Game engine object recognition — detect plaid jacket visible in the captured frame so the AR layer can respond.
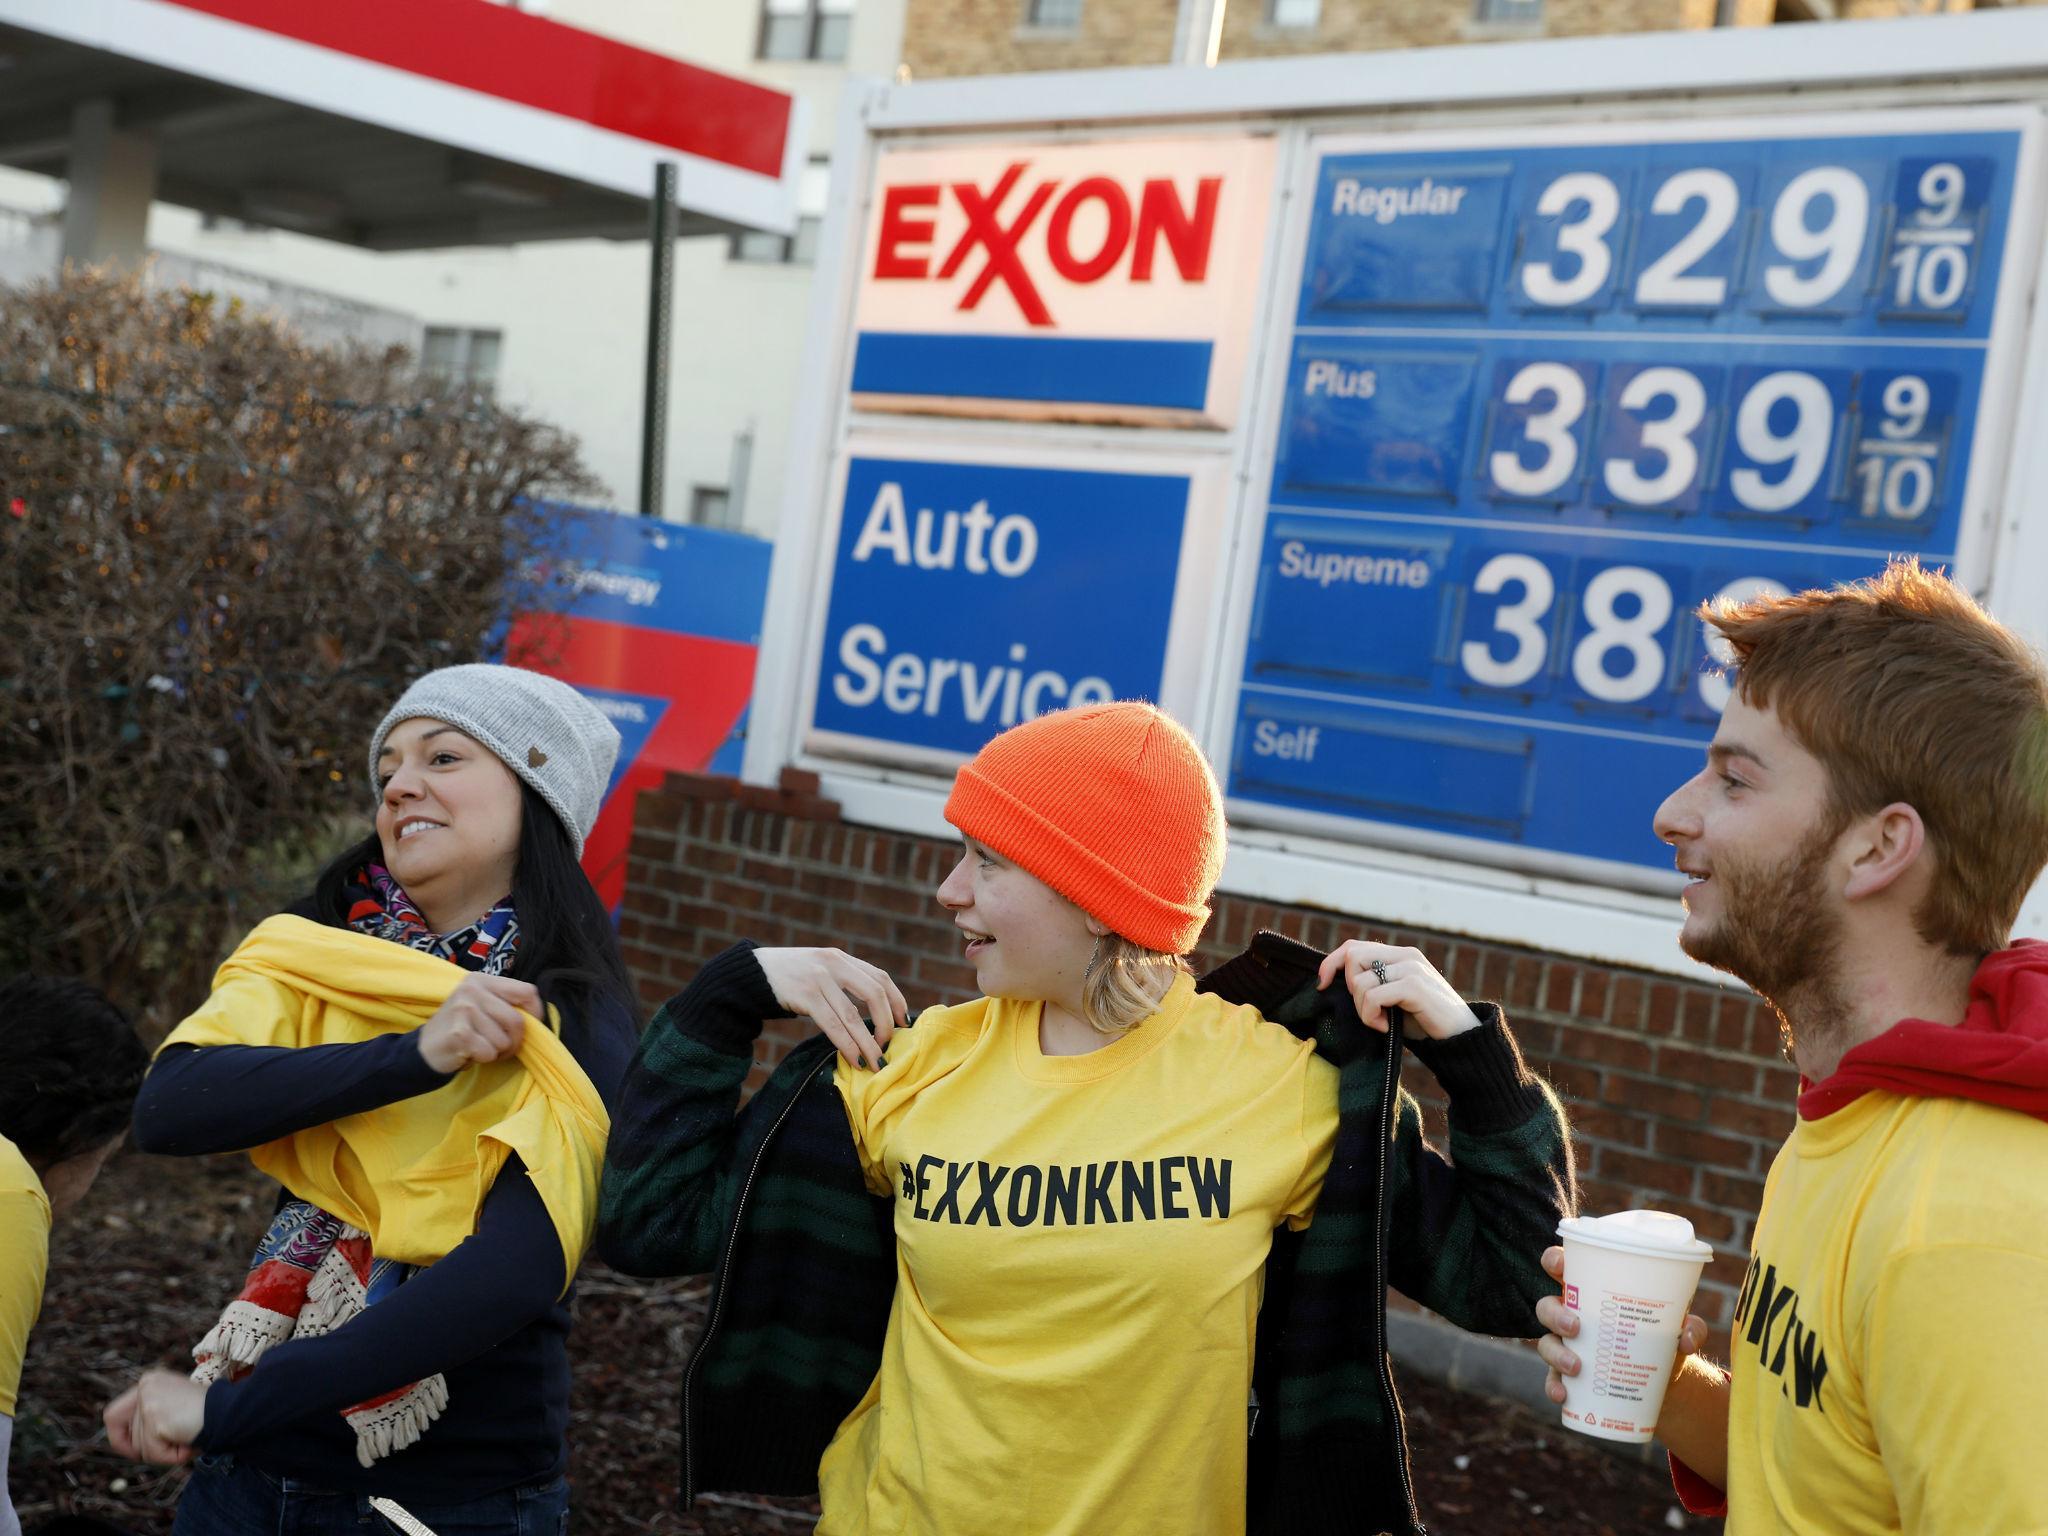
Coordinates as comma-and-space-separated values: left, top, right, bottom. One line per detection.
597, 933, 1575, 1536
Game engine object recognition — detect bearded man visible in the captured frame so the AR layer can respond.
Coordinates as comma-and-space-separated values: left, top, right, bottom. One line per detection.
1536, 560, 2048, 1533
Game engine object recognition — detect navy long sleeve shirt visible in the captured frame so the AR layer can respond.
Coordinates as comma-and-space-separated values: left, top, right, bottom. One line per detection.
134, 980, 634, 1501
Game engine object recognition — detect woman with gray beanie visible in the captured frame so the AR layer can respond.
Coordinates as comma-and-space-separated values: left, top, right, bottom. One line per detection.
104, 665, 637, 1534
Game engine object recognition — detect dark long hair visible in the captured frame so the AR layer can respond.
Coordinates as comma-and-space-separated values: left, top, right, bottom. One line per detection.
309, 784, 634, 1029
0, 976, 149, 1168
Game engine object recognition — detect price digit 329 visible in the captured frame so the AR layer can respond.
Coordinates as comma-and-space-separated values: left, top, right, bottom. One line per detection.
1520, 162, 1875, 314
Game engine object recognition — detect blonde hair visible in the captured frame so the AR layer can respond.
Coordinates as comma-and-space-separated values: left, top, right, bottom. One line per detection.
1080, 933, 1189, 1036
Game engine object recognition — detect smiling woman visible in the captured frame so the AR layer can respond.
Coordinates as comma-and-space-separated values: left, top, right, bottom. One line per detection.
107, 664, 638, 1536
371, 720, 528, 938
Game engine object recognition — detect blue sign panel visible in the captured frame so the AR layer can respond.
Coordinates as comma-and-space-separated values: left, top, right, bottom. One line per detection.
814, 457, 1190, 755
504, 506, 772, 910
1232, 123, 2027, 876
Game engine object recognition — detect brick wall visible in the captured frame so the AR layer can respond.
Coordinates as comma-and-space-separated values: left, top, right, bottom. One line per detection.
900, 0, 1974, 79
902, 0, 1181, 81
618, 769, 1798, 1352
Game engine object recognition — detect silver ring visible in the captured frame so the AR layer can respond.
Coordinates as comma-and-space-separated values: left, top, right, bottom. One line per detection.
1370, 959, 1389, 987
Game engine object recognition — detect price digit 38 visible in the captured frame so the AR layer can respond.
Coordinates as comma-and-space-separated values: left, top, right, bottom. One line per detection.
1461, 557, 1678, 706
1463, 559, 1782, 717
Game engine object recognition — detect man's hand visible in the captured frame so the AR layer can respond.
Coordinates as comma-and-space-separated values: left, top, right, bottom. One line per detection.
415, 973, 542, 1074
754, 948, 908, 1070
1318, 940, 1479, 1041
1535, 1244, 1728, 1486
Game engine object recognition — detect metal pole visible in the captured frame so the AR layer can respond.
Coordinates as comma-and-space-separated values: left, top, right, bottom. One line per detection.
638, 160, 678, 519
727, 423, 755, 532
1171, 0, 1226, 67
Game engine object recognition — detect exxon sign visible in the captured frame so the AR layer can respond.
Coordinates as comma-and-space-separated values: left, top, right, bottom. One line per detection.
850, 137, 1275, 429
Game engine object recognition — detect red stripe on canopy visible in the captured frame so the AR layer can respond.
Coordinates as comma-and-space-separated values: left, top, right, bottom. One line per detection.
155, 0, 791, 178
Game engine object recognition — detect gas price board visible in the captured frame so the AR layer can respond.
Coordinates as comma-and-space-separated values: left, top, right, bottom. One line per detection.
1226, 113, 2039, 881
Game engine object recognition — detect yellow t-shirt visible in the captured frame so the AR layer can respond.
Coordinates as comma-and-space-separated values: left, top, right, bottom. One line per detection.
0, 1134, 52, 1418
1727, 1090, 2048, 1535
821, 974, 1338, 1536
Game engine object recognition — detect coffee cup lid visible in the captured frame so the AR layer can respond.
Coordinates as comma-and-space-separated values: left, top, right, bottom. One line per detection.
1558, 1209, 1713, 1261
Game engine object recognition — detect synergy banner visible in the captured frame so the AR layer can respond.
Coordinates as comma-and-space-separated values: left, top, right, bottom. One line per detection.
504, 507, 771, 909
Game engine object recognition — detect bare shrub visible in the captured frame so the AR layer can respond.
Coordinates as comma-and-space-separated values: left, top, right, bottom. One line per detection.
0, 268, 596, 1023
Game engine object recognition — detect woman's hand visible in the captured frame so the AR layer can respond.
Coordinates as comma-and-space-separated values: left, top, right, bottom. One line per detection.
105, 1370, 203, 1465
1317, 940, 1478, 1040
415, 973, 543, 1074
1535, 1245, 1709, 1408
754, 948, 908, 1070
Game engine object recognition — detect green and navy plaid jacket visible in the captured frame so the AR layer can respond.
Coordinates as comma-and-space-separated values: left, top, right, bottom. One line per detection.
597, 932, 1575, 1536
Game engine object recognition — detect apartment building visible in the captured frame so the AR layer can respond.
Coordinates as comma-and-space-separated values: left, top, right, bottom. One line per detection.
901, 0, 2001, 77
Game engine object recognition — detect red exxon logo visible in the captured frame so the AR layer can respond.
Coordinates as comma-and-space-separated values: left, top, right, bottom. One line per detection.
871, 162, 1225, 327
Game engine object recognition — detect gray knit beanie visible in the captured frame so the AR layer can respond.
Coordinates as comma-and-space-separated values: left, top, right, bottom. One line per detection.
367, 664, 621, 856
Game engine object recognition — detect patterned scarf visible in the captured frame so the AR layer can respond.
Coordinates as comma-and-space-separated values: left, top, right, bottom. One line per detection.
343, 863, 521, 976
192, 867, 519, 1468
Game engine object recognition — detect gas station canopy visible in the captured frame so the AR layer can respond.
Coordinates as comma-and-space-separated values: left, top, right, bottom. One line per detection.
0, 0, 803, 248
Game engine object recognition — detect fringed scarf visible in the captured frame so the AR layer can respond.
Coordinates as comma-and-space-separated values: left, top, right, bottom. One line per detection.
191, 867, 518, 1468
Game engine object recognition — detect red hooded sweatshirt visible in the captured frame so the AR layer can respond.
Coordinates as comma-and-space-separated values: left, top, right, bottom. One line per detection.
1795, 939, 2048, 1123
1671, 940, 2048, 1515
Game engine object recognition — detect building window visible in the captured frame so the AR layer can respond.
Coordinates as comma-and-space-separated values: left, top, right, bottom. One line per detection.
199, 212, 269, 236
690, 485, 733, 528
1025, 0, 1082, 27
759, 0, 854, 62
731, 229, 794, 263
1267, 0, 1320, 24
421, 326, 503, 391
729, 159, 831, 266
1473, 0, 1542, 21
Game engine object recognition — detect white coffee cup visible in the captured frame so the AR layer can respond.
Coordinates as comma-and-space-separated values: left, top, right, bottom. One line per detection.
1554, 1209, 1713, 1444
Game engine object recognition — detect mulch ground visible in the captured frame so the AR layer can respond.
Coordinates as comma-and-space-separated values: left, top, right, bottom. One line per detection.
16, 1152, 1714, 1535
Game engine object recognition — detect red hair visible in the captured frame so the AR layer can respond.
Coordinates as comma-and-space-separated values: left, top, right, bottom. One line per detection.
1706, 560, 2048, 955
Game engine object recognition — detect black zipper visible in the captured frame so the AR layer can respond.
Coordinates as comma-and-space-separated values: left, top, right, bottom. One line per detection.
680, 1046, 840, 1505
1371, 1014, 1424, 1536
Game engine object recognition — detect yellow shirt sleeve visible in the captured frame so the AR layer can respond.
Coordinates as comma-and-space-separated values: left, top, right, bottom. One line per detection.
1280, 1051, 1340, 1230
1866, 1242, 2048, 1536
833, 1004, 984, 1197
835, 1046, 896, 1197
0, 1185, 52, 1417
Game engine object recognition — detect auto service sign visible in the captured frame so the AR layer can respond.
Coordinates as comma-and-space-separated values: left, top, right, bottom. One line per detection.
848, 135, 1276, 428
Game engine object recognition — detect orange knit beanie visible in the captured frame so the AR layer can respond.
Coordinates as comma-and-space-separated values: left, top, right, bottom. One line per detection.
943, 702, 1225, 955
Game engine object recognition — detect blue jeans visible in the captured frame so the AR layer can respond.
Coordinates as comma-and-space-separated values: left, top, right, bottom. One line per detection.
172, 1453, 570, 1536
